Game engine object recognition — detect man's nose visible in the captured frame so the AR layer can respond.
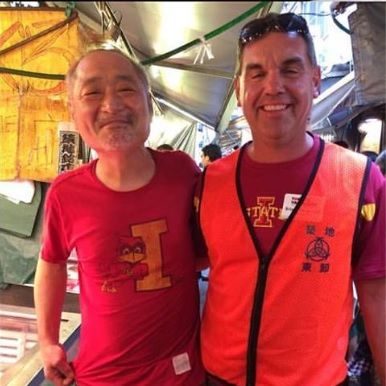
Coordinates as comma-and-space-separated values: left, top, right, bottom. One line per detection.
264, 71, 284, 95
101, 90, 125, 112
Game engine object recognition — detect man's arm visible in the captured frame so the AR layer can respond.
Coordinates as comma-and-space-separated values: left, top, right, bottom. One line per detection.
34, 257, 74, 386
356, 277, 385, 385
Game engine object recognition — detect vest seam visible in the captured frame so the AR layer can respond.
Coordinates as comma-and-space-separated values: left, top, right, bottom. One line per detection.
351, 156, 371, 268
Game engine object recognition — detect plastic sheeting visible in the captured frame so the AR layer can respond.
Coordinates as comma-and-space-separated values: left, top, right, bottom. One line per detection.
311, 72, 355, 132
147, 106, 198, 158
0, 183, 47, 288
349, 2, 386, 106
0, 181, 41, 237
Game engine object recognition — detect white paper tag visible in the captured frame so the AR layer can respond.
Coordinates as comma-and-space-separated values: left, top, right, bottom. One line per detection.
280, 193, 301, 220
172, 352, 191, 375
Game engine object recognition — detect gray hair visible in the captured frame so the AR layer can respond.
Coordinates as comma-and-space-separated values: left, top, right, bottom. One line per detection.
66, 47, 151, 102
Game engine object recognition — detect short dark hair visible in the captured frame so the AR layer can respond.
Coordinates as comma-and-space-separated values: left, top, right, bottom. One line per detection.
236, 12, 317, 76
202, 144, 222, 162
157, 144, 174, 151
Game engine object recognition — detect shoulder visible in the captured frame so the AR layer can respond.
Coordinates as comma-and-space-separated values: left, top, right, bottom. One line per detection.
49, 161, 95, 193
323, 143, 370, 181
364, 161, 385, 202
368, 160, 385, 183
151, 149, 200, 176
325, 141, 367, 162
206, 148, 240, 177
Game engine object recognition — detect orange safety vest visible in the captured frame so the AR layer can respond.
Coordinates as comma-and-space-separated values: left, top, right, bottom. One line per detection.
199, 141, 369, 386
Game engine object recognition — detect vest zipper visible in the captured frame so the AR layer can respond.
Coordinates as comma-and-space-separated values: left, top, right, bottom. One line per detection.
245, 255, 271, 386
235, 139, 326, 386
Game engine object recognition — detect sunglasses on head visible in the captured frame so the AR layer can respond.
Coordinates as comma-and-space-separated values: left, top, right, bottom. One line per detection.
239, 13, 310, 46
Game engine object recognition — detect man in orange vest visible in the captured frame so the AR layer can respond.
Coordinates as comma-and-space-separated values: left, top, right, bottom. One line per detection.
197, 12, 385, 386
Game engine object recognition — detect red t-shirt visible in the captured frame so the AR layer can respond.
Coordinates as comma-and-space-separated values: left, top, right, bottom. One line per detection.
240, 135, 385, 280
41, 149, 205, 386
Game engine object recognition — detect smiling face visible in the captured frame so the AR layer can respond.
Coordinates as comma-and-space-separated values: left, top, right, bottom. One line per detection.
235, 32, 320, 149
68, 50, 152, 154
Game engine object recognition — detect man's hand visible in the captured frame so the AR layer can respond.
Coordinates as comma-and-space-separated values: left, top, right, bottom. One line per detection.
40, 344, 74, 386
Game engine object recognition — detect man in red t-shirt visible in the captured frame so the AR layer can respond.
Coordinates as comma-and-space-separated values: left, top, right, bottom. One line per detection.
34, 48, 205, 386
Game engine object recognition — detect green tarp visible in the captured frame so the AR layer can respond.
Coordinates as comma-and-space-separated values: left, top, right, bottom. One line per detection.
0, 183, 47, 287
0, 182, 42, 237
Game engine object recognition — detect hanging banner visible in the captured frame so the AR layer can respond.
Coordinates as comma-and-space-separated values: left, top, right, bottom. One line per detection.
0, 8, 81, 181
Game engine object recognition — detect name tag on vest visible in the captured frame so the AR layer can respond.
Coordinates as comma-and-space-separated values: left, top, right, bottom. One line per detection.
280, 193, 301, 220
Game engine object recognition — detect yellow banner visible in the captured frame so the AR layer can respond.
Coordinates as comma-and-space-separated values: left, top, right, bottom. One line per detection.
0, 9, 81, 182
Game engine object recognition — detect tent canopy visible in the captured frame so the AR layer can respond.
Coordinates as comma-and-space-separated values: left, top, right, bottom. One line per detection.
46, 1, 282, 131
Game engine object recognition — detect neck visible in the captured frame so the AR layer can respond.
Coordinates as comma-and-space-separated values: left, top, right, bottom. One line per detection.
248, 132, 313, 163
95, 147, 155, 191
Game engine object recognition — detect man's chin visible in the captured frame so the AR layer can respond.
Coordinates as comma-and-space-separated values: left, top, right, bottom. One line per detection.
103, 143, 133, 152
102, 138, 145, 153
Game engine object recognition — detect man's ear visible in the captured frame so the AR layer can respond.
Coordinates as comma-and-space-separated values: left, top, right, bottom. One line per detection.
312, 66, 322, 98
67, 98, 75, 120
234, 77, 241, 107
